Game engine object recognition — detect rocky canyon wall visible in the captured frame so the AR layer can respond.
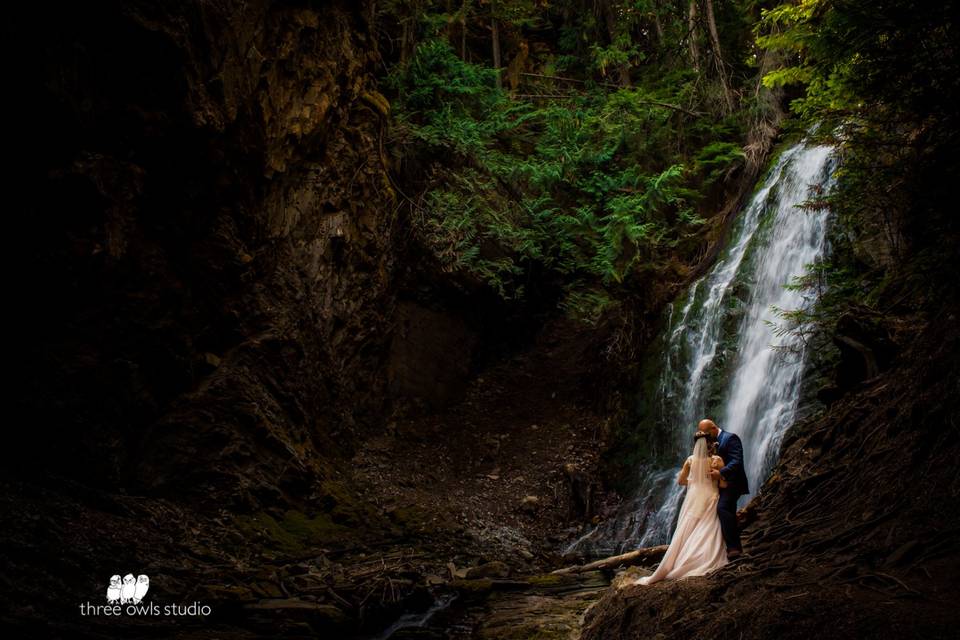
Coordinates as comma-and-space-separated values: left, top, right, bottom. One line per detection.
9, 0, 398, 508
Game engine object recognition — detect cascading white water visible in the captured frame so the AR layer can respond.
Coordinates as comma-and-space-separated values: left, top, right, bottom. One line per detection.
565, 140, 837, 557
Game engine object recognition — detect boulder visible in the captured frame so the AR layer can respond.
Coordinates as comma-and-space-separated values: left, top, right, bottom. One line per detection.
464, 560, 511, 579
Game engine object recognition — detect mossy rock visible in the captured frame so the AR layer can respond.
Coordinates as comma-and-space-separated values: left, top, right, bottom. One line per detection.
318, 479, 388, 529
610, 566, 650, 589
234, 509, 351, 556
525, 573, 570, 588
449, 578, 495, 595
386, 503, 434, 533
477, 589, 605, 640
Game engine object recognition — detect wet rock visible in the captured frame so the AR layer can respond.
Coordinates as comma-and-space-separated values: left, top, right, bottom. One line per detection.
609, 566, 650, 589
563, 463, 595, 520
475, 572, 609, 640
465, 561, 511, 579
447, 562, 469, 579
450, 578, 496, 595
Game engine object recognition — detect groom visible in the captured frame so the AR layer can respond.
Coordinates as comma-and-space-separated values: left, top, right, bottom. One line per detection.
698, 419, 748, 558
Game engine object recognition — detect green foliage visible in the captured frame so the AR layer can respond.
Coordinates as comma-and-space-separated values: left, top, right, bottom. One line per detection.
381, 1, 766, 322
756, 0, 960, 340
757, 0, 959, 126
590, 33, 644, 78
694, 141, 747, 185
389, 39, 498, 111
390, 41, 732, 317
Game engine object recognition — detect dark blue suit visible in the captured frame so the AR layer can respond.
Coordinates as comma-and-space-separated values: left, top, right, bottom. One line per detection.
716, 430, 748, 552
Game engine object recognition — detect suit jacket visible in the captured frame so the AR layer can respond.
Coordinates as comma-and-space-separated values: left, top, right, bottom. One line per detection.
717, 430, 749, 495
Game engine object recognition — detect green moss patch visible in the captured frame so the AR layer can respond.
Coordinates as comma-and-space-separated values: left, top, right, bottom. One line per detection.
234, 509, 352, 556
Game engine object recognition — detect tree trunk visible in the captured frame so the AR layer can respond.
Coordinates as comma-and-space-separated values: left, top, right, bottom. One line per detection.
600, 0, 632, 87
491, 17, 502, 88
551, 545, 669, 575
652, 1, 665, 45
688, 0, 701, 72
704, 0, 735, 112
460, 1, 467, 59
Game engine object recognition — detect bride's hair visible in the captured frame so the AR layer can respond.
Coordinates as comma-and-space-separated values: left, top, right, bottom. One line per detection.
692, 431, 717, 460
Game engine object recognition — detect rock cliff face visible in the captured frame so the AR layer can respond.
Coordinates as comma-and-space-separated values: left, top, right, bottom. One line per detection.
3, 5, 613, 634
10, 0, 396, 506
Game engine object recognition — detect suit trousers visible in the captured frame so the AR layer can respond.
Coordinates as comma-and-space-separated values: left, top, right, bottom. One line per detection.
716, 487, 742, 552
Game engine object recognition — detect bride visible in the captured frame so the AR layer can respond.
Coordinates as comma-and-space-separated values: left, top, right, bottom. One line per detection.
635, 431, 728, 585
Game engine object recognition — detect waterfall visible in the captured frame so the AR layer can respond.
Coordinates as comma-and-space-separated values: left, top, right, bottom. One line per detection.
566, 139, 837, 557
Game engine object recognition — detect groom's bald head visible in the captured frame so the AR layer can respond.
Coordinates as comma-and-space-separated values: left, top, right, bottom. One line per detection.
698, 419, 719, 437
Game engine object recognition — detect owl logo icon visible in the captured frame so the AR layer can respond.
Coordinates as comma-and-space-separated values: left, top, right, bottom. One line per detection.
106, 575, 122, 604
133, 575, 150, 604
108, 573, 149, 604
120, 574, 136, 604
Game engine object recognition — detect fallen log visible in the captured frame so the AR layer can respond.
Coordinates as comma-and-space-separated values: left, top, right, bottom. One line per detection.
550, 545, 668, 575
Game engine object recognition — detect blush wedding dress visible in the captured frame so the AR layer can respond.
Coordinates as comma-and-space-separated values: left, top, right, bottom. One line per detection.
636, 437, 728, 585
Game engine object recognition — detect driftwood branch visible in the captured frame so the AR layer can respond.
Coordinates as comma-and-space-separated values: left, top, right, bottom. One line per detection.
636, 100, 704, 117
550, 545, 668, 575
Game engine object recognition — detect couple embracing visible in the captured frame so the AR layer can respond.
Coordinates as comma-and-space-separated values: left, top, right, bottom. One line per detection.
636, 419, 748, 585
